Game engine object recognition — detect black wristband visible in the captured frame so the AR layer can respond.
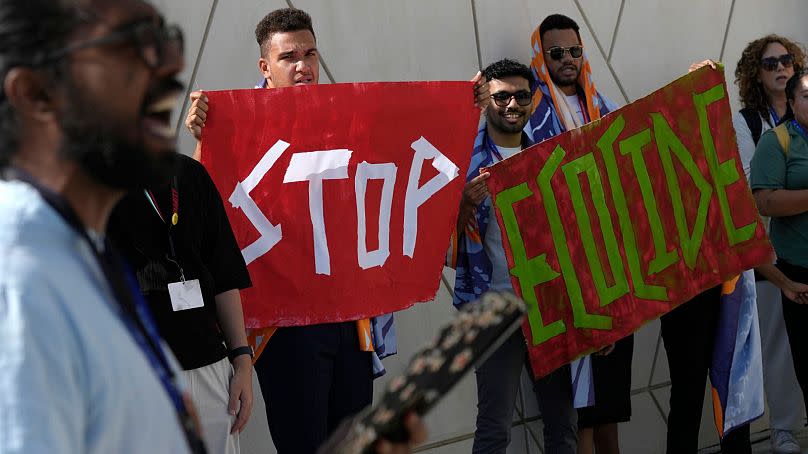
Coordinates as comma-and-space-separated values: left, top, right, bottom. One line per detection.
228, 346, 254, 362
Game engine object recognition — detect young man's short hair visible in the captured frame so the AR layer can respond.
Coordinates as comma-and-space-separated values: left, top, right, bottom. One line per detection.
255, 8, 315, 56
482, 59, 534, 86
538, 13, 581, 41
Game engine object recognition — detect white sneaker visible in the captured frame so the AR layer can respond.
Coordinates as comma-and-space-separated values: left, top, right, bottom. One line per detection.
770, 429, 801, 454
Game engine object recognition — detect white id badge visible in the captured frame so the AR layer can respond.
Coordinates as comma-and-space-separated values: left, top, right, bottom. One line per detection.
168, 279, 204, 311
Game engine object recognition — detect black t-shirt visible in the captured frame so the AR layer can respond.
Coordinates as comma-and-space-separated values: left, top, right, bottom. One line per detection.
109, 154, 252, 370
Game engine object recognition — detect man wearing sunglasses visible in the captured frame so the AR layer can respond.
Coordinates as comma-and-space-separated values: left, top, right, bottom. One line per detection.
0, 0, 206, 453
527, 14, 630, 454
448, 58, 575, 454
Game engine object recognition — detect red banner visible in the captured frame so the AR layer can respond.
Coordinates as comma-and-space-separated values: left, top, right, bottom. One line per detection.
201, 82, 479, 327
485, 66, 774, 378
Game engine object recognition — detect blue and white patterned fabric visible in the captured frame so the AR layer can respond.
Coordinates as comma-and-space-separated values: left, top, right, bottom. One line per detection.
710, 269, 764, 437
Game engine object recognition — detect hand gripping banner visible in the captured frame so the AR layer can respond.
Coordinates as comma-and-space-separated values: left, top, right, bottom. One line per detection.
202, 82, 479, 327
485, 66, 774, 379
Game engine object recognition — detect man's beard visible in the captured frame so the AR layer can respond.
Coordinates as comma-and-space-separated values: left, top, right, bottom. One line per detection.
487, 108, 528, 135
58, 89, 176, 191
550, 63, 581, 89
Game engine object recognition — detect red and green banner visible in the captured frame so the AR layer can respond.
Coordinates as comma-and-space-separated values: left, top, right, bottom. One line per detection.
485, 66, 774, 379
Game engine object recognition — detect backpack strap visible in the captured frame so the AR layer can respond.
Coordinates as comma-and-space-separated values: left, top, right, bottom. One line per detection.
740, 107, 763, 145
773, 123, 791, 156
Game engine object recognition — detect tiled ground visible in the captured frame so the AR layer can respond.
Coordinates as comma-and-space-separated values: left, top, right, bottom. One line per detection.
699, 428, 808, 454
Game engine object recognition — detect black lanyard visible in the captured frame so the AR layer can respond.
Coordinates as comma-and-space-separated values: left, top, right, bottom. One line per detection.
2, 167, 206, 454
144, 177, 188, 281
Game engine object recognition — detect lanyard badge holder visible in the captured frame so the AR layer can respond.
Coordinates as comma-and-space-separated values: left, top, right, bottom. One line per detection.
145, 179, 204, 312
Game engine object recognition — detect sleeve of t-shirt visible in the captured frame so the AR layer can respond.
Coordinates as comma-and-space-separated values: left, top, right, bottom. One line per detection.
193, 159, 253, 294
732, 111, 756, 179
749, 129, 787, 190
0, 280, 85, 453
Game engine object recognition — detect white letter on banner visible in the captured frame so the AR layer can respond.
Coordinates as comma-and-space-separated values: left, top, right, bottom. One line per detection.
355, 162, 397, 269
229, 140, 290, 265
403, 136, 460, 257
284, 149, 353, 275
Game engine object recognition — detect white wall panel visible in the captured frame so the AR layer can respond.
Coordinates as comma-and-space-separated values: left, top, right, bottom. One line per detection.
294, 0, 479, 82
578, 0, 623, 54
610, 0, 733, 101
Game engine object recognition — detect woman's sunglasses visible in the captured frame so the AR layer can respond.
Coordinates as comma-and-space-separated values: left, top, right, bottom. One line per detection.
761, 53, 795, 72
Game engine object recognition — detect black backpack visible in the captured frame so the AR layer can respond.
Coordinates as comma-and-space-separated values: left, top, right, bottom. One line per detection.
740, 107, 764, 145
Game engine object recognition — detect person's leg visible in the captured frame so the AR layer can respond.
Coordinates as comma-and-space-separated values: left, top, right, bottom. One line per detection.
472, 330, 528, 454
779, 261, 808, 412
534, 364, 578, 454
592, 423, 620, 454
329, 321, 374, 434
782, 296, 808, 412
719, 424, 751, 454
255, 324, 337, 454
182, 358, 239, 454
576, 427, 594, 454
755, 280, 805, 431
660, 286, 720, 454
581, 334, 634, 454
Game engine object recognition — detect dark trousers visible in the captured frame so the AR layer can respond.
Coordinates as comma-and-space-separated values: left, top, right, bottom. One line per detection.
660, 286, 751, 454
777, 260, 808, 413
472, 330, 577, 454
254, 322, 373, 454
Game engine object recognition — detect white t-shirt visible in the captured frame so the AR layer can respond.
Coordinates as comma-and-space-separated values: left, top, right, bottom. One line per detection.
484, 145, 523, 290
732, 110, 775, 179
566, 93, 585, 124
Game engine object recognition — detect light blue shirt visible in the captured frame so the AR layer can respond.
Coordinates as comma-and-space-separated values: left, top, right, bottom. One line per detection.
0, 180, 190, 454
485, 145, 523, 291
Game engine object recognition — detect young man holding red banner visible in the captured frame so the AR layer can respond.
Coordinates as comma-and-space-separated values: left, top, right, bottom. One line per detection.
185, 10, 377, 453
450, 57, 580, 454
183, 8, 489, 453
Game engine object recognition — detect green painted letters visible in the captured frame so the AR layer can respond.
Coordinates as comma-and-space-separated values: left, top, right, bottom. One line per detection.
693, 85, 756, 245
651, 113, 713, 269
496, 183, 566, 345
598, 116, 671, 300
540, 145, 612, 331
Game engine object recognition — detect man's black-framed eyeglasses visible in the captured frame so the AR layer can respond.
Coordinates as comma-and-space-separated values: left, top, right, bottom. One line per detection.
545, 45, 583, 61
490, 90, 532, 107
761, 53, 795, 72
35, 20, 183, 69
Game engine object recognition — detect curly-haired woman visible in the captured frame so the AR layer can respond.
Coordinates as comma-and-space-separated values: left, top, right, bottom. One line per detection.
734, 35, 806, 170
734, 35, 806, 454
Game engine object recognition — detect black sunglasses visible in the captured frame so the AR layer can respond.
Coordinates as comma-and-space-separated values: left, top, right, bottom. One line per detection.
36, 20, 183, 69
761, 53, 795, 72
545, 45, 583, 61
490, 90, 532, 107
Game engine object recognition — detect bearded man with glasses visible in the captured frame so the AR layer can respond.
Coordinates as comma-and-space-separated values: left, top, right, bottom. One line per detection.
0, 0, 208, 453
525, 13, 630, 454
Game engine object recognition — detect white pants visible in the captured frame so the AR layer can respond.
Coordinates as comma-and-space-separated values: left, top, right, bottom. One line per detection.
756, 280, 806, 430
183, 357, 239, 454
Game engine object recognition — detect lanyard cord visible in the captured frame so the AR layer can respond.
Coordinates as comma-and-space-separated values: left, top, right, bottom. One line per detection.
144, 177, 182, 266
770, 105, 781, 126
792, 119, 808, 142
578, 94, 591, 124
2, 167, 206, 454
145, 176, 179, 226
